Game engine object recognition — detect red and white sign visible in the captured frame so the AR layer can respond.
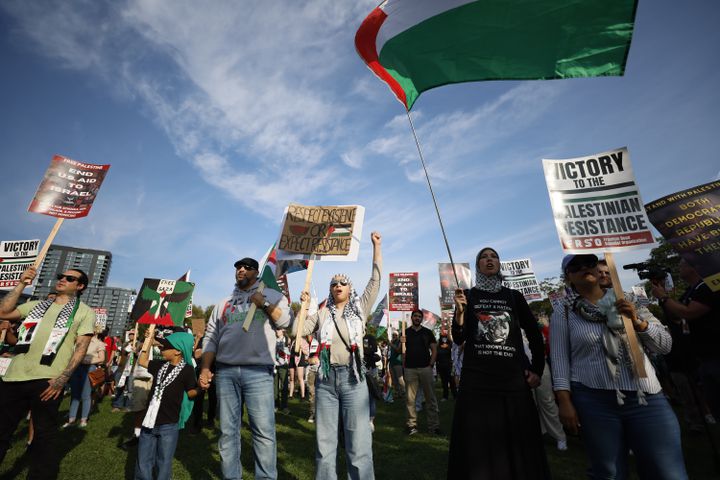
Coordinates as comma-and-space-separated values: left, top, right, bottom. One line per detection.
388, 272, 419, 312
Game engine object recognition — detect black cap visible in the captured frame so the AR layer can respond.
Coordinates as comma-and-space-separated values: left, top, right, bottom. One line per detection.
156, 337, 177, 351
234, 257, 259, 270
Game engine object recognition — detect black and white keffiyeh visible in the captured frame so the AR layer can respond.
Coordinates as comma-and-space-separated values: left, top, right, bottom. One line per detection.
14, 298, 79, 364
142, 360, 186, 428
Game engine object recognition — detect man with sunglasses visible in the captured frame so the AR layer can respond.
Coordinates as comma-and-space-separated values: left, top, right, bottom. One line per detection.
199, 257, 291, 480
0, 266, 96, 479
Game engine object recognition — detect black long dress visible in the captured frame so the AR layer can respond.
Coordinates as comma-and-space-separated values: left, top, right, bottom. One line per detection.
447, 286, 551, 480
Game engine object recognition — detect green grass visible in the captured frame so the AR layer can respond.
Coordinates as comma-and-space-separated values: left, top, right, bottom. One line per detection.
1, 390, 718, 479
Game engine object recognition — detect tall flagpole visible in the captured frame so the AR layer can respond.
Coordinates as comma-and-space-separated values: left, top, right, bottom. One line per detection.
405, 109, 460, 287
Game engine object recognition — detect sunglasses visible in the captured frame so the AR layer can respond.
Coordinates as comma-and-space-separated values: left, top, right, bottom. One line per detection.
236, 264, 256, 271
566, 259, 598, 273
330, 280, 349, 287
56, 274, 80, 283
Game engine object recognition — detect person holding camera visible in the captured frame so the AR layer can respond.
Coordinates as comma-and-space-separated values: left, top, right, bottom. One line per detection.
652, 258, 720, 419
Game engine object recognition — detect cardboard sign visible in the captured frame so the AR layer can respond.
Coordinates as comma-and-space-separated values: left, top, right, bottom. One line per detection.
93, 307, 108, 329
191, 318, 206, 337
500, 258, 542, 301
543, 147, 655, 253
421, 309, 440, 330
28, 155, 110, 219
276, 204, 365, 262
645, 180, 720, 291
130, 278, 195, 326
438, 263, 472, 307
388, 272, 419, 311
0, 239, 39, 290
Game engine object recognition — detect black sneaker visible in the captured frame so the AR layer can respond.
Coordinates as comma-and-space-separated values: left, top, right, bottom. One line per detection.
406, 426, 418, 436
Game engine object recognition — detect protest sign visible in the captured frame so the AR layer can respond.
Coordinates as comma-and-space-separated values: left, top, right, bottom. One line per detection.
93, 308, 108, 329
29, 155, 110, 219
631, 286, 650, 307
276, 204, 365, 262
438, 263, 471, 307
388, 272, 419, 311
645, 180, 720, 291
500, 258, 542, 302
276, 274, 291, 304
0, 239, 39, 290
130, 278, 195, 326
440, 308, 453, 330
191, 318, 206, 337
543, 147, 655, 253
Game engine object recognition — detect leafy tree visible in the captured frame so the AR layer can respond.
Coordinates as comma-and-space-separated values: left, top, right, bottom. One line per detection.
290, 302, 302, 315
204, 305, 215, 320
191, 304, 205, 318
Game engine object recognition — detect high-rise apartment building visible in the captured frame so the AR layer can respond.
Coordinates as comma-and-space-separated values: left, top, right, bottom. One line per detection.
33, 244, 134, 336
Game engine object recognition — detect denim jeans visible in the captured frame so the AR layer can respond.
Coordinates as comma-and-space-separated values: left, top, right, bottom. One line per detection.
216, 363, 277, 479
69, 364, 95, 420
571, 382, 688, 480
315, 365, 374, 480
134, 423, 179, 480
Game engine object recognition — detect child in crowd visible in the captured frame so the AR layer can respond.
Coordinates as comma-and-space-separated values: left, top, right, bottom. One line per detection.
134, 326, 201, 480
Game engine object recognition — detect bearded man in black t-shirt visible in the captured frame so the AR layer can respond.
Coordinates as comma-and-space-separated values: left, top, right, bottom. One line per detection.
401, 310, 440, 435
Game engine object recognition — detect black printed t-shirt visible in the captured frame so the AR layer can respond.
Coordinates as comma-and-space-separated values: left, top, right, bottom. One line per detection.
147, 360, 197, 426
436, 335, 453, 367
452, 287, 544, 394
404, 326, 436, 368
682, 281, 720, 360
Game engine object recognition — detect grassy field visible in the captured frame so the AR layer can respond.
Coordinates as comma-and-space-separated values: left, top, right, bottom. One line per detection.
1, 389, 718, 479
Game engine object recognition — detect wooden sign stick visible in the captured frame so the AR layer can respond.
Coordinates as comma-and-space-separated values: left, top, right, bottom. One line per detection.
294, 261, 316, 353
605, 252, 647, 378
0, 330, 6, 344
242, 283, 266, 332
401, 314, 407, 367
33, 218, 64, 269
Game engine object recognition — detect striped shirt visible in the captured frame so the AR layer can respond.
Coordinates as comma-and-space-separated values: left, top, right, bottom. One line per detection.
550, 302, 671, 394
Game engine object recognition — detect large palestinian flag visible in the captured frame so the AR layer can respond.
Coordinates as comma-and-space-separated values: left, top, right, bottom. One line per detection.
356, 0, 638, 109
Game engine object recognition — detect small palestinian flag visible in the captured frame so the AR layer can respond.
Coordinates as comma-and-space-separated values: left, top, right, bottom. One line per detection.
328, 224, 352, 238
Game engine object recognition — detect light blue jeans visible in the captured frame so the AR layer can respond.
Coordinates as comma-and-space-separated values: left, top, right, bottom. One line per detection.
134, 423, 179, 480
315, 365, 374, 480
216, 363, 277, 480
69, 364, 96, 420
571, 382, 688, 480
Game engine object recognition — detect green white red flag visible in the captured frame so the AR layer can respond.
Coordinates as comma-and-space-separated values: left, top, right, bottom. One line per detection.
356, 0, 638, 109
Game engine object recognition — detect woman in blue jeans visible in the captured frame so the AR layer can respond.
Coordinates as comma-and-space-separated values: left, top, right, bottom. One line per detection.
550, 254, 687, 479
298, 231, 382, 480
64, 332, 106, 428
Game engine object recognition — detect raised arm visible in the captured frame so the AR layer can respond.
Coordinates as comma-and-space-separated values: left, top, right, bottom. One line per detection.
358, 232, 382, 314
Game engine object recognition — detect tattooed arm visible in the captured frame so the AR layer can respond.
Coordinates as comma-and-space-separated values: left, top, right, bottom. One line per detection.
40, 334, 92, 401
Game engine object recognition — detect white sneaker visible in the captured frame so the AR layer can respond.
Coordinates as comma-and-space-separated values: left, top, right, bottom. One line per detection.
369, 420, 375, 433
705, 414, 717, 425
556, 440, 568, 451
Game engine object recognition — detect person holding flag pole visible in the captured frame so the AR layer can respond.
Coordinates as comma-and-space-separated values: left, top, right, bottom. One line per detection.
297, 231, 382, 480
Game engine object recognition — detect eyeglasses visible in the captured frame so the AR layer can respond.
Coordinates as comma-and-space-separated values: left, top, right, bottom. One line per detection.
56, 274, 80, 283
236, 264, 256, 271
566, 259, 598, 273
330, 280, 349, 287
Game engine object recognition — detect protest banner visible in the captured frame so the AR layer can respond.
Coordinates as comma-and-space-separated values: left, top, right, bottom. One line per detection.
543, 147, 650, 377
500, 258, 542, 302
0, 239, 39, 290
130, 278, 195, 327
438, 263, 471, 307
276, 204, 365, 262
542, 147, 655, 253
93, 307, 108, 329
388, 272, 419, 312
645, 180, 720, 291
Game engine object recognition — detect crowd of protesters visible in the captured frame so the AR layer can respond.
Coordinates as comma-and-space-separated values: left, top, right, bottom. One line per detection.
0, 228, 718, 480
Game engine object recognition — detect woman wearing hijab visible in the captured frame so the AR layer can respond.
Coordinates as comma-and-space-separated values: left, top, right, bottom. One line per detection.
298, 231, 381, 480
551, 254, 687, 479
448, 247, 549, 480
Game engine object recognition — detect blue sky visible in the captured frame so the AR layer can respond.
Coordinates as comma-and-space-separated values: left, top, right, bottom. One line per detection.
1, 0, 718, 314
